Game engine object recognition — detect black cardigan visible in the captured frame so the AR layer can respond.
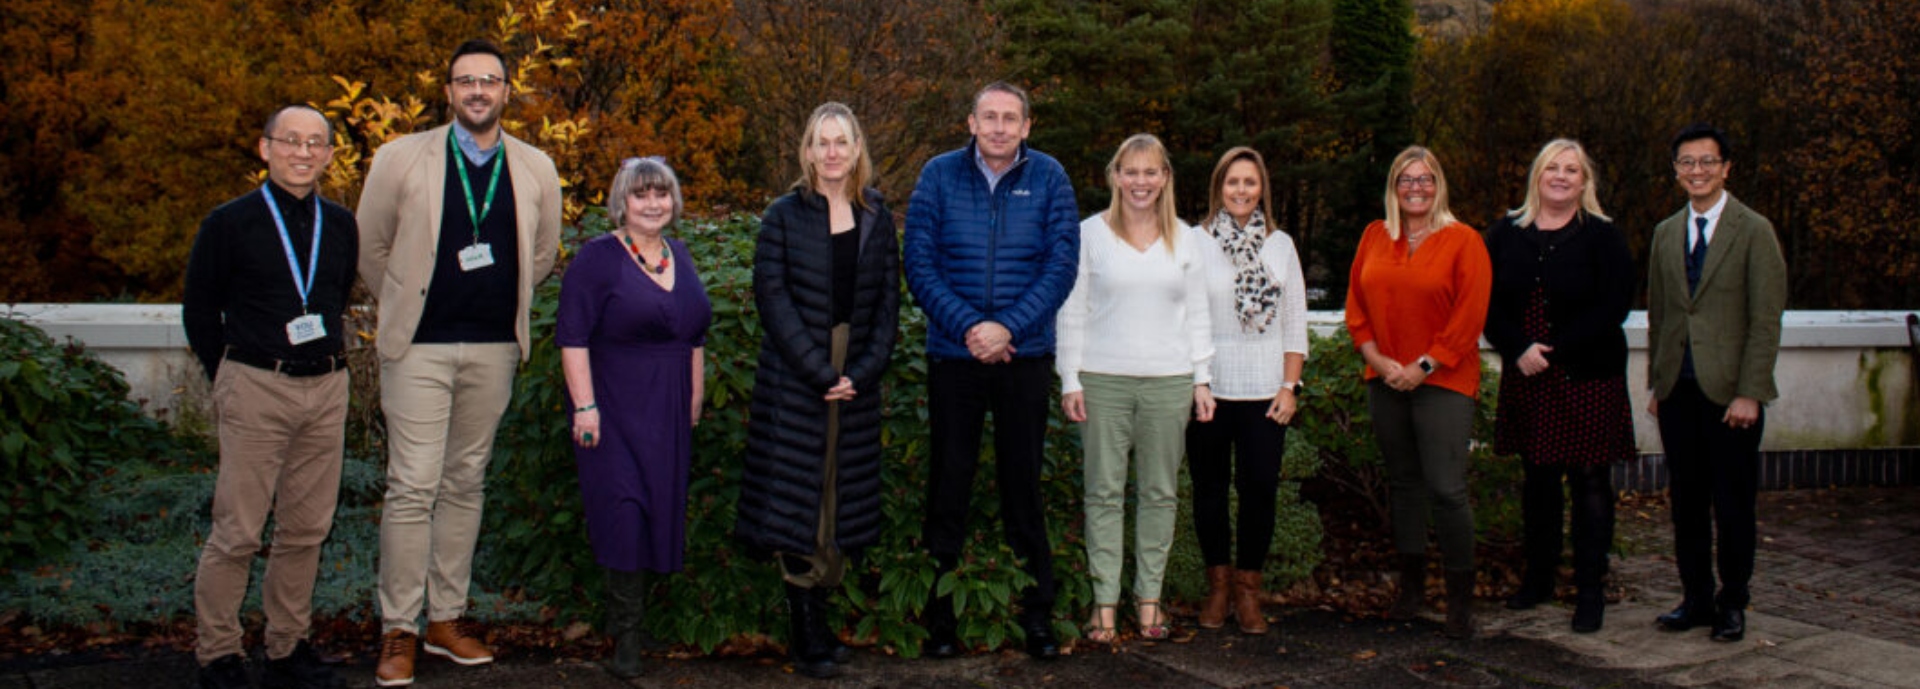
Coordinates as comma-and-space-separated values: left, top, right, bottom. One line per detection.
736, 186, 901, 557
1483, 212, 1634, 380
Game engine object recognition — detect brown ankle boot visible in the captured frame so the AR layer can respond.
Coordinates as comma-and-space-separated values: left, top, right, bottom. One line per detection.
1387, 554, 1426, 621
1444, 569, 1477, 639
1231, 570, 1269, 635
1198, 566, 1231, 629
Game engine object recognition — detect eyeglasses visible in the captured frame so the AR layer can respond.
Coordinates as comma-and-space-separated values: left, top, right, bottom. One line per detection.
622, 156, 667, 170
1673, 157, 1724, 171
450, 74, 507, 91
1396, 174, 1437, 189
264, 136, 332, 153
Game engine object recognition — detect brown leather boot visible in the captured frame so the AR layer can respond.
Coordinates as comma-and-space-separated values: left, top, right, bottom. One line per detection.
1444, 569, 1477, 639
374, 630, 417, 687
1231, 570, 1269, 635
1386, 554, 1426, 621
424, 618, 494, 665
1198, 566, 1231, 629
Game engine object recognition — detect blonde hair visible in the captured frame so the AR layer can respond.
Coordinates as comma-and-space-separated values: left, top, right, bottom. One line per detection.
1206, 146, 1276, 233
607, 157, 683, 229
1382, 146, 1458, 240
794, 102, 875, 211
1104, 133, 1180, 252
1510, 138, 1610, 228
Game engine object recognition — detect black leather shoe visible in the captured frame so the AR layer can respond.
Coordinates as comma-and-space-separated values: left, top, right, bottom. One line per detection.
921, 628, 960, 659
1021, 619, 1060, 660
198, 653, 253, 689
264, 641, 343, 689
1710, 609, 1745, 642
1656, 601, 1716, 632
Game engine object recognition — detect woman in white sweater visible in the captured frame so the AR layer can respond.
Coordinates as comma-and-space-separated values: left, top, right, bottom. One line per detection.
1185, 147, 1308, 635
1057, 133, 1214, 643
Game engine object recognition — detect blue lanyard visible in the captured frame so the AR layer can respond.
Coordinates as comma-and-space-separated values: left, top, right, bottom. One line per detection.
261, 185, 323, 314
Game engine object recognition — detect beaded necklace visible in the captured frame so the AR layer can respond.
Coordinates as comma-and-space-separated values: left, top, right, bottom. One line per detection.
622, 231, 671, 275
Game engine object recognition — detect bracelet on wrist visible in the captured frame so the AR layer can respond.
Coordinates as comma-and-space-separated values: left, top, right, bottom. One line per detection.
574, 403, 598, 414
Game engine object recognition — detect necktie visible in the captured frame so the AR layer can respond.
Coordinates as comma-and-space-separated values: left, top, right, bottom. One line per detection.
1686, 216, 1708, 293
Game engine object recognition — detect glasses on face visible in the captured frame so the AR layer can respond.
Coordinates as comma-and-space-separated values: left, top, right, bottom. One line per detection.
265, 136, 332, 154
450, 74, 507, 91
1396, 174, 1437, 189
1673, 156, 1724, 171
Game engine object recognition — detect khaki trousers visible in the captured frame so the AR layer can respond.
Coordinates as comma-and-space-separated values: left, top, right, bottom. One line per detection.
195, 362, 348, 664
1080, 373, 1192, 605
377, 342, 518, 633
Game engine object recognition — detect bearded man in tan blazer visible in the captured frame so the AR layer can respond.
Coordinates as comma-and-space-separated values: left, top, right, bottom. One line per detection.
1645, 122, 1786, 646
356, 38, 561, 688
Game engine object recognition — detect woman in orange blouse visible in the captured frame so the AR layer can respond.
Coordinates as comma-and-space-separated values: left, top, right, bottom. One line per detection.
1343, 146, 1492, 639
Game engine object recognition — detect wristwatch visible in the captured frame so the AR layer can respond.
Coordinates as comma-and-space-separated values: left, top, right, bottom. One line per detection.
1281, 380, 1306, 395
1416, 357, 1436, 375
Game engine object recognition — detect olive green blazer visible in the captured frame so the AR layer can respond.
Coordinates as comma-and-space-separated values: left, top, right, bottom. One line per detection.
1645, 193, 1787, 405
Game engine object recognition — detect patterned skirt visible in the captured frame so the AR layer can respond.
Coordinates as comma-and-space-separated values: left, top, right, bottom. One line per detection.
1493, 288, 1636, 465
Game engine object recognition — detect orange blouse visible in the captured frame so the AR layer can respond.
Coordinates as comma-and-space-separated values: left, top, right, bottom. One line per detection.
1343, 219, 1493, 399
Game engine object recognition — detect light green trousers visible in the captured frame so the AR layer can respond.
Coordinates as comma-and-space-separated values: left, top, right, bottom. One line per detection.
1080, 373, 1193, 605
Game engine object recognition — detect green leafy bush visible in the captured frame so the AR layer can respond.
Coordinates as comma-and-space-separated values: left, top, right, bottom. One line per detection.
0, 318, 184, 568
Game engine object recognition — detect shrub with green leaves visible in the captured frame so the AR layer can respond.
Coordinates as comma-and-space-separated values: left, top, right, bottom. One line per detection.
0, 318, 184, 568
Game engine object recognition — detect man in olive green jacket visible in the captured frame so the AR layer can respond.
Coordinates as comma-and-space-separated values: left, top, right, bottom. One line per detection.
1645, 123, 1786, 645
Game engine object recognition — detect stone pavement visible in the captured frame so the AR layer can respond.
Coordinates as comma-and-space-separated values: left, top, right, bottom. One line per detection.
5, 486, 1916, 688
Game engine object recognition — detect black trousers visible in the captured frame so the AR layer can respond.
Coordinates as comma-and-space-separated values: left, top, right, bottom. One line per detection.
922, 356, 1057, 616
1657, 378, 1764, 610
1519, 460, 1614, 590
1186, 398, 1288, 571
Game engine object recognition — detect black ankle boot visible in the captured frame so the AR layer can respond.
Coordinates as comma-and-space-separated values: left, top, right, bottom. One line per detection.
603, 569, 648, 679
1504, 571, 1554, 610
1444, 569, 1477, 640
1387, 554, 1426, 621
786, 583, 841, 679
1571, 587, 1604, 633
809, 586, 852, 665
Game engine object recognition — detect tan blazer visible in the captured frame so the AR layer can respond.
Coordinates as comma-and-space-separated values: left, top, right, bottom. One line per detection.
1645, 193, 1787, 405
356, 124, 562, 362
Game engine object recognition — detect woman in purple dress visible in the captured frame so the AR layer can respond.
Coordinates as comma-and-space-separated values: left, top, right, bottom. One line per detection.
557, 157, 712, 678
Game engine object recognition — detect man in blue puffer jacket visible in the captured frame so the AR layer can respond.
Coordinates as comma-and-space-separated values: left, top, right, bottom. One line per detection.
903, 81, 1079, 661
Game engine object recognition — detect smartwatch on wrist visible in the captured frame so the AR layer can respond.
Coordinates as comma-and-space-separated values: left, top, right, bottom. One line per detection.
1416, 357, 1435, 375
1281, 380, 1305, 396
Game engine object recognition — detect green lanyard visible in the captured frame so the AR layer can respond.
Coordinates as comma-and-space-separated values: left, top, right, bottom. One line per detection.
450, 128, 505, 246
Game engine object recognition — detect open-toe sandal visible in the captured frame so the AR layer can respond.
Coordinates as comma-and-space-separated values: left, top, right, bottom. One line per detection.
1084, 604, 1118, 645
1137, 599, 1171, 640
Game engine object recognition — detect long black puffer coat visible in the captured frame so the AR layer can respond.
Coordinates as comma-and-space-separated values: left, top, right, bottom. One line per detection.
735, 186, 900, 556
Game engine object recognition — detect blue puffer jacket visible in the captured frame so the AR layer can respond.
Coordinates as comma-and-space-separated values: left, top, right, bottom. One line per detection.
903, 140, 1080, 360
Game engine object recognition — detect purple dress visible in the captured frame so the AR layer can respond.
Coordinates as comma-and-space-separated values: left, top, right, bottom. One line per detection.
556, 233, 712, 573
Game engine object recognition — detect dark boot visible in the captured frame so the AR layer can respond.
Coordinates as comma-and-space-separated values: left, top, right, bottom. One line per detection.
1444, 569, 1477, 639
1571, 586, 1604, 633
1231, 570, 1270, 635
921, 560, 960, 658
603, 568, 647, 679
1504, 569, 1555, 610
1387, 554, 1426, 621
786, 583, 841, 679
1198, 566, 1231, 629
808, 586, 852, 665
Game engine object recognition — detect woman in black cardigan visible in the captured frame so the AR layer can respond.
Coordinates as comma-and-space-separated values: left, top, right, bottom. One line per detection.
1483, 139, 1635, 634
737, 102, 900, 679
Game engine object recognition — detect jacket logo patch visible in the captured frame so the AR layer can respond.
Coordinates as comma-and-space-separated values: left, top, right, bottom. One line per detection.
1011, 188, 1032, 197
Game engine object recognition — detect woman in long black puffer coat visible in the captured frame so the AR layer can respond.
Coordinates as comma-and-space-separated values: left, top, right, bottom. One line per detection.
736, 102, 899, 680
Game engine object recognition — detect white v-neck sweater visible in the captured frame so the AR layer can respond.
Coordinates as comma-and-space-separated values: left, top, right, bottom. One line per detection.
1055, 213, 1214, 394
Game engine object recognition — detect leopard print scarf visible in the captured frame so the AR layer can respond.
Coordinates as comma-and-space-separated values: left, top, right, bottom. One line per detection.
1205, 208, 1280, 333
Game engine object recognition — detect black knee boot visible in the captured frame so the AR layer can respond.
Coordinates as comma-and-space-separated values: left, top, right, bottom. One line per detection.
786, 583, 841, 679
603, 568, 647, 678
809, 586, 852, 664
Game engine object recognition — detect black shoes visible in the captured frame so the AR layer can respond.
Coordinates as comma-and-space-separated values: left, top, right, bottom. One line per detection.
1656, 601, 1717, 632
1710, 609, 1746, 642
1020, 617, 1059, 660
263, 641, 344, 689
786, 583, 842, 679
1570, 589, 1604, 634
199, 654, 253, 689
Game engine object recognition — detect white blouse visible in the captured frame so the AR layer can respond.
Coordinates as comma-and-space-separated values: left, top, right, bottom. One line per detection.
1055, 214, 1214, 395
1190, 227, 1309, 400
